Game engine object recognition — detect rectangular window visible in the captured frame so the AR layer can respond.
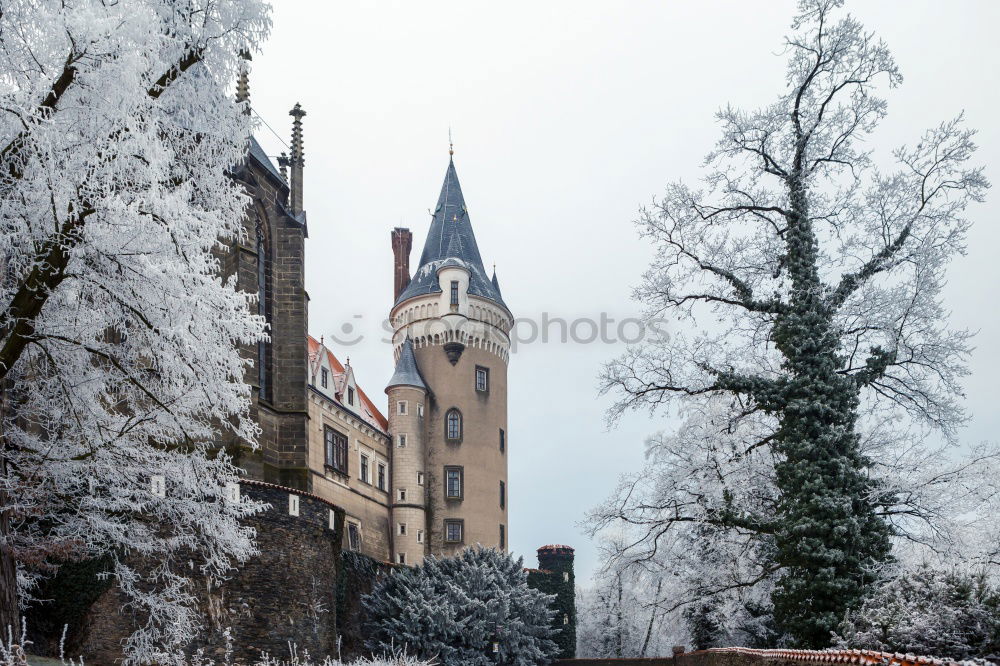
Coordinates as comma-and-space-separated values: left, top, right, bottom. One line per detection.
288, 494, 299, 516
377, 462, 387, 491
397, 434, 407, 448
475, 366, 489, 393
500, 480, 505, 510
444, 519, 464, 543
398, 401, 407, 415
450, 280, 459, 306
347, 386, 355, 405
445, 466, 463, 500
397, 553, 407, 565
324, 426, 348, 475
499, 428, 505, 453
398, 523, 407, 536
347, 522, 361, 551
321, 367, 329, 388
398, 488, 407, 502
500, 524, 505, 549
418, 404, 424, 418
417, 471, 424, 485
360, 454, 370, 484
417, 529, 424, 544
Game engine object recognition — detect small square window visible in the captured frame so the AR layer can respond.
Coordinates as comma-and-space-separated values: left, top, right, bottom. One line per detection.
321, 367, 329, 388
417, 471, 424, 485
398, 523, 407, 536
444, 519, 464, 543
398, 401, 407, 415
397, 434, 407, 448
417, 529, 424, 544
475, 366, 489, 393
398, 488, 407, 502
397, 552, 407, 565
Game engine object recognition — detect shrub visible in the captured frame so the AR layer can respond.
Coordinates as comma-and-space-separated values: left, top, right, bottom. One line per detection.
363, 546, 559, 665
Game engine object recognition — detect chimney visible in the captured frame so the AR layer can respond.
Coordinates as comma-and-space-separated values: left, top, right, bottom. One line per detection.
289, 103, 306, 215
391, 227, 412, 301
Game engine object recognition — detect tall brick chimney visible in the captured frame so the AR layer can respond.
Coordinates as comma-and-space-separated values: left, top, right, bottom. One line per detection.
391, 227, 412, 301
288, 103, 306, 215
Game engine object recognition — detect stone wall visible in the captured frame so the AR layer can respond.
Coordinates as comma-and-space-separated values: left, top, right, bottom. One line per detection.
526, 544, 576, 659
32, 481, 350, 665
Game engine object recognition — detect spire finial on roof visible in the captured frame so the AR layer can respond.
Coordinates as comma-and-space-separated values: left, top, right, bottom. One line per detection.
448, 127, 454, 157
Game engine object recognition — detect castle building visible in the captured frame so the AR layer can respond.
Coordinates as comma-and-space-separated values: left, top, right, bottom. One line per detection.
231, 100, 511, 565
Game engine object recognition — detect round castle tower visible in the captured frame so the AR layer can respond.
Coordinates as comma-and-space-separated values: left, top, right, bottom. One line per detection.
386, 154, 512, 565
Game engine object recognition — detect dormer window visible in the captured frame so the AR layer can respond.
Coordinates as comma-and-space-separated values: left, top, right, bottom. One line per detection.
450, 280, 459, 307
348, 386, 355, 406
321, 367, 329, 388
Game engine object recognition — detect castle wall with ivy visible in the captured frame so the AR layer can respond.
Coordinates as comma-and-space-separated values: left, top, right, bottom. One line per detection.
527, 545, 576, 659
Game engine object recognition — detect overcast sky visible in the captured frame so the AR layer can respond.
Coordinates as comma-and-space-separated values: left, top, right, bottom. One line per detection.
249, 1, 1000, 583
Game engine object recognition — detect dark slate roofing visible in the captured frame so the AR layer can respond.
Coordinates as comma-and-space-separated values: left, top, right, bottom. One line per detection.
386, 338, 427, 392
394, 158, 507, 310
248, 136, 285, 184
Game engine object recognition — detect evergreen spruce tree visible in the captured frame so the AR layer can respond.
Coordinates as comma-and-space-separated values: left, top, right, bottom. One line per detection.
363, 547, 559, 666
599, 0, 986, 646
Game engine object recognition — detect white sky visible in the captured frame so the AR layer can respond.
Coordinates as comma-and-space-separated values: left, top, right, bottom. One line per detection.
250, 1, 1000, 583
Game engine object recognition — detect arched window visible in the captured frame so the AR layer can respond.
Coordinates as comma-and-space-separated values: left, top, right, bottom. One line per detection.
256, 213, 273, 403
445, 408, 462, 441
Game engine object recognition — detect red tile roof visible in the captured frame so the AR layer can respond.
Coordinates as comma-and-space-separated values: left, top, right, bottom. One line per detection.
308, 336, 389, 432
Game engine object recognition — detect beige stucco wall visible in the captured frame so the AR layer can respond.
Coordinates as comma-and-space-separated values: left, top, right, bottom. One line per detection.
307, 389, 393, 561
416, 341, 508, 556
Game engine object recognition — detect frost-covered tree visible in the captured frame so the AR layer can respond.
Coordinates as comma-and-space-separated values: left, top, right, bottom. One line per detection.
599, 0, 989, 647
363, 547, 559, 666
0, 0, 270, 662
576, 563, 683, 659
835, 565, 1000, 660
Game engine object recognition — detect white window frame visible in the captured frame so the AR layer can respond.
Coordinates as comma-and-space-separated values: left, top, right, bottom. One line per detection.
150, 475, 166, 498
377, 461, 387, 491
397, 488, 407, 502
397, 552, 407, 565
397, 434, 407, 448
417, 404, 424, 418
398, 400, 408, 415
417, 529, 424, 544
398, 522, 407, 536
321, 367, 329, 388
328, 509, 337, 529
359, 453, 370, 484
417, 471, 424, 485
347, 521, 362, 551
288, 494, 300, 516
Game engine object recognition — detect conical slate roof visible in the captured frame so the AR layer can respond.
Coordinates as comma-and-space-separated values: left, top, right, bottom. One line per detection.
386, 338, 427, 392
394, 158, 507, 309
